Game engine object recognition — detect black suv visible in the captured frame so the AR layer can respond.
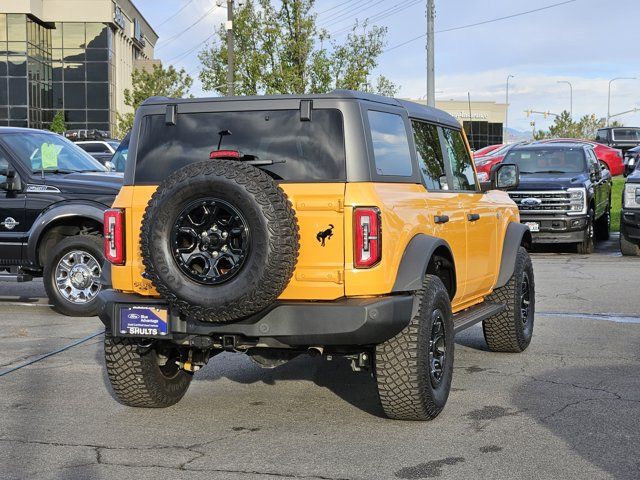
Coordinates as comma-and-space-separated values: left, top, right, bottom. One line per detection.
0, 127, 122, 315
503, 143, 611, 253
595, 127, 640, 153
620, 160, 640, 255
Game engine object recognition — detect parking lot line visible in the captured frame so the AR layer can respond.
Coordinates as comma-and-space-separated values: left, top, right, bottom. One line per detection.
538, 312, 640, 324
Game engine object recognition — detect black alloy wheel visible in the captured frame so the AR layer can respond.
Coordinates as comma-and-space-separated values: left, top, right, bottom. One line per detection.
428, 309, 447, 387
171, 198, 250, 285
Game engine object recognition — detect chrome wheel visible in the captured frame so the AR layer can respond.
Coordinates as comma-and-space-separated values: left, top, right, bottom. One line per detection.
428, 309, 447, 387
54, 249, 102, 304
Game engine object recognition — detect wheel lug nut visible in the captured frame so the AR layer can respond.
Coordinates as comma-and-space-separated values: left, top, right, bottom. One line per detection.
212, 251, 219, 257
222, 232, 228, 238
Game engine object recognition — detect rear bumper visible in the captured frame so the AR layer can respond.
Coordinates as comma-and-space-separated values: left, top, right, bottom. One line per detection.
97, 289, 414, 347
519, 214, 588, 244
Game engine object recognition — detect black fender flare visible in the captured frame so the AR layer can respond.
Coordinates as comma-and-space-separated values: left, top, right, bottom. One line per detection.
391, 234, 456, 297
495, 222, 532, 289
26, 202, 106, 266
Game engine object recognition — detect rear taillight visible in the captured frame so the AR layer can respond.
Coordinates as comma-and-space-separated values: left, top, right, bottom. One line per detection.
104, 209, 125, 265
354, 207, 381, 268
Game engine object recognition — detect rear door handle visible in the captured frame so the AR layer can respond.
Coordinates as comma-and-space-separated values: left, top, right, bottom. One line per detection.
467, 213, 480, 222
434, 215, 450, 224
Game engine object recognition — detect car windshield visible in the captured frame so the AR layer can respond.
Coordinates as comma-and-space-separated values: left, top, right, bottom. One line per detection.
107, 141, 120, 150
504, 148, 586, 174
2, 131, 106, 173
612, 128, 640, 141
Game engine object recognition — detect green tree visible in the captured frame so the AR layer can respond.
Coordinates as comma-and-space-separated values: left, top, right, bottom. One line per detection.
116, 64, 193, 137
533, 111, 609, 140
198, 0, 397, 96
50, 110, 66, 134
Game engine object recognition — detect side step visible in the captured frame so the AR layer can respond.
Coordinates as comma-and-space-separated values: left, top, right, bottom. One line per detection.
452, 302, 506, 334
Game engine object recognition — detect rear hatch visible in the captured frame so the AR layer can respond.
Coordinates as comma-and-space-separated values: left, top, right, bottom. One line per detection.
114, 106, 347, 300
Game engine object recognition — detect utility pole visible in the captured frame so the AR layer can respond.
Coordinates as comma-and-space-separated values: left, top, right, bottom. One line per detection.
607, 77, 636, 126
504, 74, 514, 144
557, 80, 573, 118
226, 0, 235, 96
426, 0, 435, 107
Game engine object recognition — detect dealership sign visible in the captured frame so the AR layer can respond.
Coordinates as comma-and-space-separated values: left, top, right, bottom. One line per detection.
453, 112, 489, 120
114, 6, 125, 29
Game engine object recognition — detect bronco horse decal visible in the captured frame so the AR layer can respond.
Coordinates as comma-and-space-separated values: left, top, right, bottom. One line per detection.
316, 224, 334, 247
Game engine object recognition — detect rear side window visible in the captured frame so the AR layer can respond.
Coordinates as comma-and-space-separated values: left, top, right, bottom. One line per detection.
595, 129, 608, 143
134, 109, 345, 183
441, 128, 477, 191
368, 110, 413, 176
411, 120, 447, 190
80, 142, 109, 153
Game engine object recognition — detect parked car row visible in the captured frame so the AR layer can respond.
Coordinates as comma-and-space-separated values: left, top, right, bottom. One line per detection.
474, 131, 640, 255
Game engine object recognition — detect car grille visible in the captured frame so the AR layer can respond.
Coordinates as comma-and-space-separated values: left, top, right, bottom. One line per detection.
508, 191, 572, 214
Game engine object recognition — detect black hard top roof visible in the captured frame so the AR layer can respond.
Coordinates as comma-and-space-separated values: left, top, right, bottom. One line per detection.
141, 90, 460, 128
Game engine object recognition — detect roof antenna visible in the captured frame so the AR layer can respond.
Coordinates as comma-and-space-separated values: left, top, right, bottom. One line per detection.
217, 130, 232, 150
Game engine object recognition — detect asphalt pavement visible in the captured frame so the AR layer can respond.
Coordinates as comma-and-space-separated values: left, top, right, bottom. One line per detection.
1, 235, 639, 480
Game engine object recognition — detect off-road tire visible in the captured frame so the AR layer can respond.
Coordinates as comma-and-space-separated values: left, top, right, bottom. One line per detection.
375, 275, 454, 421
104, 335, 192, 408
483, 247, 534, 353
620, 234, 640, 256
43, 235, 104, 317
140, 160, 299, 323
595, 205, 611, 241
576, 209, 595, 254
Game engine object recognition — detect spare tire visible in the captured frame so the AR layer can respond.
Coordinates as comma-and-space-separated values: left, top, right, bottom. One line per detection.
140, 160, 299, 323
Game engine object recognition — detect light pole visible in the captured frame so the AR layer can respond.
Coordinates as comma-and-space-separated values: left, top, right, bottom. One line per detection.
607, 77, 636, 126
426, 0, 435, 107
557, 80, 572, 118
226, 0, 235, 96
504, 74, 514, 144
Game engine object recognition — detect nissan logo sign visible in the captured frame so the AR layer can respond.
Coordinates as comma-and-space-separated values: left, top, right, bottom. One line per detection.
521, 198, 542, 207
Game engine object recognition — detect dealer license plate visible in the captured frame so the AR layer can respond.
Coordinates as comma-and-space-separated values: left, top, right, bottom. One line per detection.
119, 306, 169, 337
525, 222, 540, 233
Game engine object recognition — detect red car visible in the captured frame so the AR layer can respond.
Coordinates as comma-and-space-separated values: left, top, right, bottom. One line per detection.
473, 143, 504, 157
536, 138, 624, 176
474, 143, 519, 183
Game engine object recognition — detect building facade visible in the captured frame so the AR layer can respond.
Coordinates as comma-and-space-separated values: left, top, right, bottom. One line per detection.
411, 99, 508, 150
0, 0, 158, 135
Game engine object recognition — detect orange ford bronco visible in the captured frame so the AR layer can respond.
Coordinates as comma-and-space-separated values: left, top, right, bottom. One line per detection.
98, 91, 533, 420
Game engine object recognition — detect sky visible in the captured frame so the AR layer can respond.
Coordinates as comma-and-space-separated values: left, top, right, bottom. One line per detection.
136, 0, 640, 132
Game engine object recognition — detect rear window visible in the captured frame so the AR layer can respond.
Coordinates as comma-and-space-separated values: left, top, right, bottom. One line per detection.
612, 128, 640, 141
367, 110, 413, 176
134, 109, 345, 183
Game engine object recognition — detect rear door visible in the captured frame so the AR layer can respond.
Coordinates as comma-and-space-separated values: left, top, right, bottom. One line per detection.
411, 119, 468, 303
0, 146, 26, 262
440, 127, 498, 299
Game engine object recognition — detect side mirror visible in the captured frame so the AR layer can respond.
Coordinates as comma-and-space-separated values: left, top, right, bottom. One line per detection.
0, 167, 22, 192
104, 161, 116, 172
490, 163, 519, 191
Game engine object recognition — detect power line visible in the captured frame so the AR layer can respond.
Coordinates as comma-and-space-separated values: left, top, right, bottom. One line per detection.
165, 32, 218, 63
156, 4, 218, 50
317, 0, 371, 26
316, 0, 357, 16
332, 0, 422, 36
321, 0, 388, 28
384, 0, 578, 53
157, 0, 197, 27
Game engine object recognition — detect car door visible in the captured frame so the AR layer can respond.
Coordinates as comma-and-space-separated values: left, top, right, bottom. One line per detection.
586, 148, 607, 217
411, 119, 469, 304
0, 146, 27, 262
440, 126, 498, 300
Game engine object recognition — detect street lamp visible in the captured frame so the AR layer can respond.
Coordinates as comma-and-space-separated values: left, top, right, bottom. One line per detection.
557, 80, 573, 118
607, 77, 636, 126
504, 74, 515, 144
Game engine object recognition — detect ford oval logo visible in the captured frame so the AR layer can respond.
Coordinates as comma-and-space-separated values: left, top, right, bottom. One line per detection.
521, 197, 542, 207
